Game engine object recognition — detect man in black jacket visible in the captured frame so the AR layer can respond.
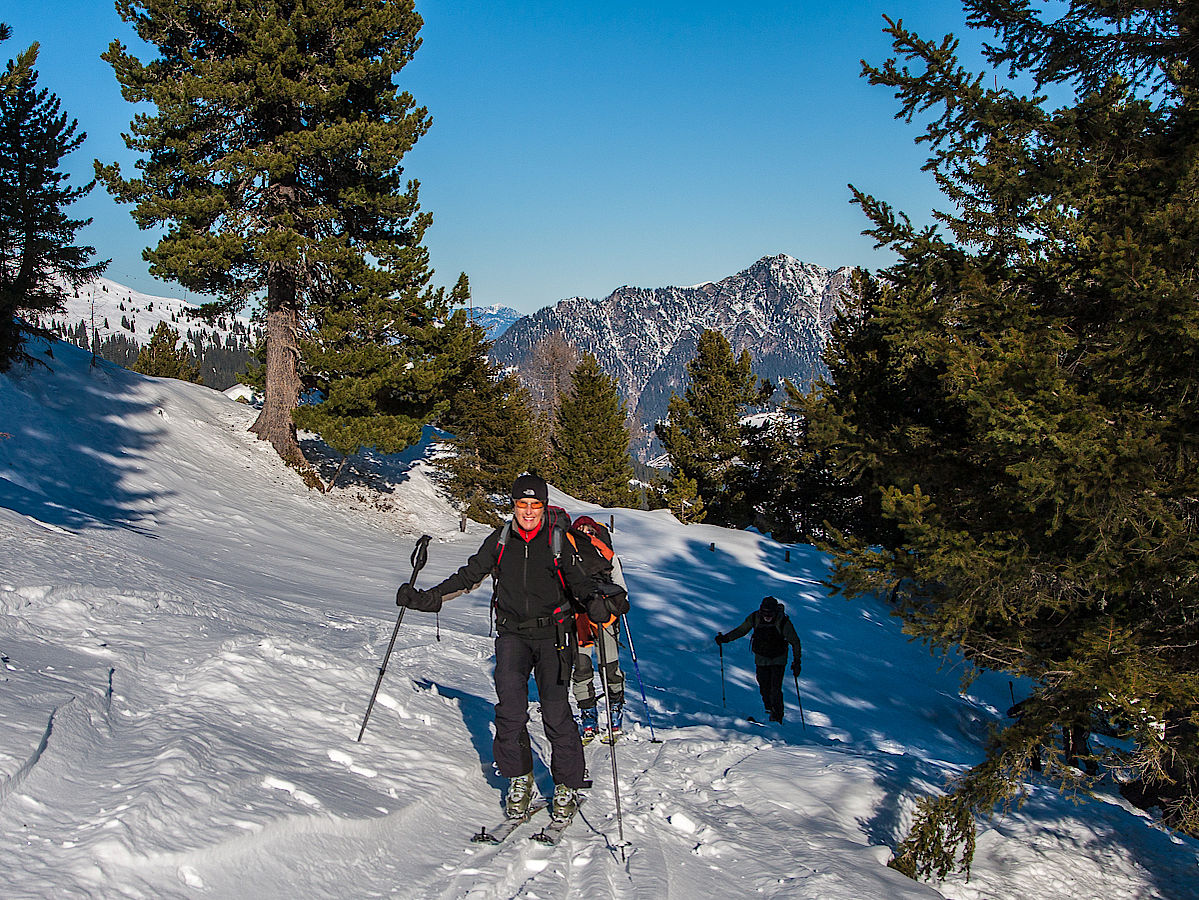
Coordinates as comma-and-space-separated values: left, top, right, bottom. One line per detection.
715, 595, 802, 723
396, 474, 624, 824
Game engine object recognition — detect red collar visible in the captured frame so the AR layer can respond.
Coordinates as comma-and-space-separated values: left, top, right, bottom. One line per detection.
516, 520, 543, 542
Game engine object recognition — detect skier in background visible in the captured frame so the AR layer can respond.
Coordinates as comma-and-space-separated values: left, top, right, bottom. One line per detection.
715, 595, 802, 722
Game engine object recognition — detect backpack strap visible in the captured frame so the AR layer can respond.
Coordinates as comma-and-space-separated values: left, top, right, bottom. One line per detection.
550, 517, 567, 591
489, 521, 513, 637
489, 517, 570, 634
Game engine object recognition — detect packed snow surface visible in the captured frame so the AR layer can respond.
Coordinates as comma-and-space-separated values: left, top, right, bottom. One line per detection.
1, 339, 1196, 899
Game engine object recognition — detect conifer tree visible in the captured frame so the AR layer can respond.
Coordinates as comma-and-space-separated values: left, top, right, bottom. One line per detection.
551, 353, 637, 507
98, 0, 454, 472
805, 2, 1199, 878
742, 378, 868, 543
133, 320, 202, 383
0, 29, 106, 369
662, 472, 705, 524
438, 368, 545, 524
655, 329, 771, 526
292, 272, 487, 489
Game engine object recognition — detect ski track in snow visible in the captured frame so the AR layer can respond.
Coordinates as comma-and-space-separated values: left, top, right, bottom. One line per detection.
2, 340, 1198, 899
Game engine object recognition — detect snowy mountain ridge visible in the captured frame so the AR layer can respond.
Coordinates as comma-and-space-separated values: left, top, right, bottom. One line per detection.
1, 336, 1195, 898
43, 275, 258, 344
36, 275, 262, 390
470, 303, 524, 340
488, 254, 854, 453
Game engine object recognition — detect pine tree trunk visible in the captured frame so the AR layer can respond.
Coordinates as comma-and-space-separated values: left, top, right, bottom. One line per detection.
250, 272, 306, 469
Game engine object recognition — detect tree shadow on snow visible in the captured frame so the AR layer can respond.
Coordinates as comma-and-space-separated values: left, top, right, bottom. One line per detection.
298, 424, 452, 497
0, 343, 167, 535
618, 526, 828, 733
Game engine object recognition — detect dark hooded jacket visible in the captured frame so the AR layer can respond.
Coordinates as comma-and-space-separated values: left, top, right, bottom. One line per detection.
724, 608, 802, 667
431, 517, 607, 640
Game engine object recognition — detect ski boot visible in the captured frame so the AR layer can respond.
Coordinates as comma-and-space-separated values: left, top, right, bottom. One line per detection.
600, 700, 624, 744
550, 783, 579, 824
504, 771, 535, 819
578, 705, 599, 745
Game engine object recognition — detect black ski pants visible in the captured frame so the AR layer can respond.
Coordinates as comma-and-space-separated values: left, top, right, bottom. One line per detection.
756, 664, 786, 720
493, 632, 587, 789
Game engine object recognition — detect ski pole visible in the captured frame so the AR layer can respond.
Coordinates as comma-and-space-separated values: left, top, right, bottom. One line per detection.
357, 534, 431, 742
793, 670, 806, 731
719, 642, 726, 708
621, 614, 660, 743
597, 629, 629, 859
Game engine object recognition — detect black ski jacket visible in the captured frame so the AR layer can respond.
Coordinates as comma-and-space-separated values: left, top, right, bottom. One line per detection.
724, 610, 802, 667
430, 520, 604, 640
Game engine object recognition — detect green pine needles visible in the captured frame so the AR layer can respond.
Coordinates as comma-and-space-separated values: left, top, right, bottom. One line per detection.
437, 367, 547, 523
98, 0, 465, 477
806, 1, 1199, 881
552, 354, 638, 508
656, 330, 772, 526
0, 26, 106, 370
133, 320, 202, 384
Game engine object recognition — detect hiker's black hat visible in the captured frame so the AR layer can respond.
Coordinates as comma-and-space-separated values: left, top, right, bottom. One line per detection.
511, 473, 548, 505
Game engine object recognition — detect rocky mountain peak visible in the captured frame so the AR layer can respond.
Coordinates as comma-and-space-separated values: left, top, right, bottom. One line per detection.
489, 254, 854, 458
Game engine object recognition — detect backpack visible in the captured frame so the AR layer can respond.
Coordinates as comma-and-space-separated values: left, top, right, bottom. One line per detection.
750, 610, 788, 658
565, 520, 629, 641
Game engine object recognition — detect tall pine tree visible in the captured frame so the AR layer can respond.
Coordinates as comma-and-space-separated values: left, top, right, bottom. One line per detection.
551, 353, 637, 508
805, 2, 1199, 879
98, 0, 454, 471
0, 29, 106, 369
655, 329, 771, 526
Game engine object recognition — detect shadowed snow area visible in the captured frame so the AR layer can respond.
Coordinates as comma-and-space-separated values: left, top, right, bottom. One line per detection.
1, 339, 1196, 899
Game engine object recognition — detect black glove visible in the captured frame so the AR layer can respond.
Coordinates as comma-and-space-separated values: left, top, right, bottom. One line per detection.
586, 592, 613, 626
792, 660, 801, 676
395, 583, 443, 612
715, 633, 727, 645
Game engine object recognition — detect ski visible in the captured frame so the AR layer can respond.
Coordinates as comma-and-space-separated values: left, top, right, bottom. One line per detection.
529, 797, 584, 846
470, 800, 548, 845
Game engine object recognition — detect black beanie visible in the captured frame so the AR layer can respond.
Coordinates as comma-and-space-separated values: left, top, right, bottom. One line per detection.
511, 473, 548, 505
760, 595, 780, 613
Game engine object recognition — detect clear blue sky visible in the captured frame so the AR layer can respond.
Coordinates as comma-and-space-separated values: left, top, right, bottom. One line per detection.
3, 1, 981, 313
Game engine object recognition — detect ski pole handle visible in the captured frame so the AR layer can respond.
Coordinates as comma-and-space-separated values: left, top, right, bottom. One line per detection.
409, 534, 430, 583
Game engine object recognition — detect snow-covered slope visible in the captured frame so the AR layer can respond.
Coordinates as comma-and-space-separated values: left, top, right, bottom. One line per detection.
1, 340, 1196, 899
42, 276, 258, 347
35, 275, 262, 390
